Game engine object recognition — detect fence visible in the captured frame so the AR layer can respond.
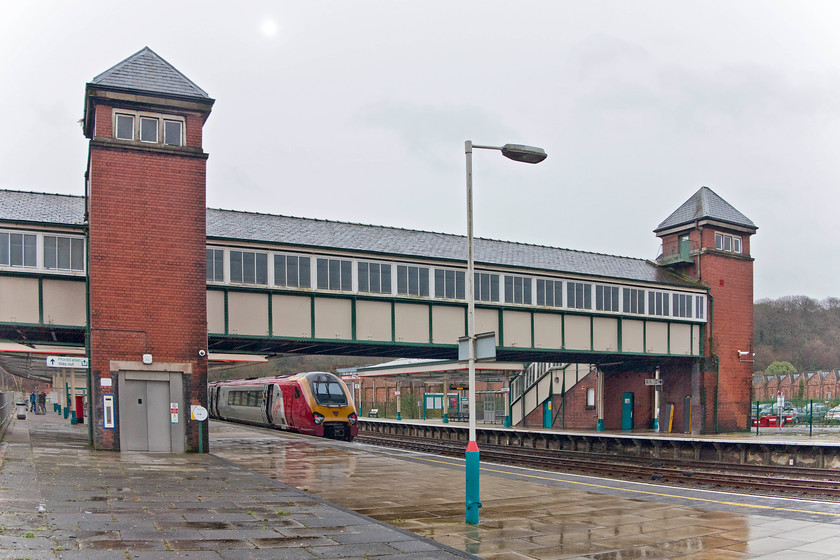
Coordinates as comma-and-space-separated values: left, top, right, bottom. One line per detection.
0, 392, 16, 440
749, 399, 840, 436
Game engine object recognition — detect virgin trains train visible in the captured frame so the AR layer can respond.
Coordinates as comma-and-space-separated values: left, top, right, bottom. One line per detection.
208, 371, 359, 441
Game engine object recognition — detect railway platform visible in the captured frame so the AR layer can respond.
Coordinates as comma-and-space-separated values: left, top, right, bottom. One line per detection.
0, 412, 474, 559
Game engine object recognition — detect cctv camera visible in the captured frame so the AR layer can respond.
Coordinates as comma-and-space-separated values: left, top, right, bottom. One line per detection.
198, 349, 206, 357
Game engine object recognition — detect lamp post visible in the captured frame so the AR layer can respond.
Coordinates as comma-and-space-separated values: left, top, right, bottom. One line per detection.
464, 140, 546, 525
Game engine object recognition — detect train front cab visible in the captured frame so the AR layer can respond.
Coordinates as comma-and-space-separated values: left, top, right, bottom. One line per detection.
297, 372, 358, 440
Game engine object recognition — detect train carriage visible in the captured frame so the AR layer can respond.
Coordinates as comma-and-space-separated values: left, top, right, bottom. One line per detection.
209, 371, 359, 441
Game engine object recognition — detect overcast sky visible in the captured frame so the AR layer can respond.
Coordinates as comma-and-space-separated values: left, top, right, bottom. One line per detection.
3, 1, 838, 301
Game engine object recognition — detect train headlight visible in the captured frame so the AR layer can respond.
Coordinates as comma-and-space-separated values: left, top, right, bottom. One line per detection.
313, 412, 325, 425
348, 412, 357, 425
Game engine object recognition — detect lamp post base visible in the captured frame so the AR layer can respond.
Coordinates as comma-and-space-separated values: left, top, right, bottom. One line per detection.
465, 440, 481, 524
596, 419, 605, 431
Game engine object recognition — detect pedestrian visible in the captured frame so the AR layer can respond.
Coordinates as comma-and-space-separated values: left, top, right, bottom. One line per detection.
29, 391, 36, 412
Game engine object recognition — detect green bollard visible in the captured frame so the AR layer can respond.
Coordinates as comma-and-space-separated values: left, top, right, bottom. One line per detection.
70, 411, 77, 425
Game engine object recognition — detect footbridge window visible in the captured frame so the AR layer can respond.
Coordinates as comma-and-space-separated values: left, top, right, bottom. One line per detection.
623, 287, 645, 314
672, 293, 693, 318
567, 282, 592, 309
206, 249, 224, 282
274, 254, 311, 288
230, 250, 268, 285
0, 232, 36, 268
397, 265, 429, 297
648, 291, 670, 316
505, 275, 532, 304
474, 272, 500, 302
434, 268, 465, 300
43, 236, 84, 272
536, 278, 562, 307
358, 261, 392, 294
595, 285, 619, 312
317, 258, 352, 291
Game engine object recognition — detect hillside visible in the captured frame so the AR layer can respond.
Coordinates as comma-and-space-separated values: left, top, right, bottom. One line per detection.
754, 296, 840, 372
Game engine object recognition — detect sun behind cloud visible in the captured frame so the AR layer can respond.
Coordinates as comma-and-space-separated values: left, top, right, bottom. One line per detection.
261, 19, 278, 37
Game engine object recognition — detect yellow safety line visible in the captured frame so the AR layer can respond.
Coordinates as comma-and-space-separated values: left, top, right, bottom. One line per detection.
365, 447, 840, 518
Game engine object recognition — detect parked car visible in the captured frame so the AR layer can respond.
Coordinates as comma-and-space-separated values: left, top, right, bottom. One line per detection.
796, 403, 828, 422
826, 405, 840, 422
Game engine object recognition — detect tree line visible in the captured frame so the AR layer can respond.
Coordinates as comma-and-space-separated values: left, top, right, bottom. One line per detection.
754, 296, 840, 373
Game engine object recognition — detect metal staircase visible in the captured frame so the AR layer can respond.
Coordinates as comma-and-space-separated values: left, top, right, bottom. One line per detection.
509, 363, 590, 427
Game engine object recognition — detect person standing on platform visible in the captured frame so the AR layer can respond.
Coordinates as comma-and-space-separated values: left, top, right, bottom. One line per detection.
29, 391, 36, 412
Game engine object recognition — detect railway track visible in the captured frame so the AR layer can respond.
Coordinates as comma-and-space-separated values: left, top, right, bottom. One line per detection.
356, 432, 840, 499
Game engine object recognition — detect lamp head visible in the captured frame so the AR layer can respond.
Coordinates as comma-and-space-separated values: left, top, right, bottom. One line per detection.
501, 144, 547, 164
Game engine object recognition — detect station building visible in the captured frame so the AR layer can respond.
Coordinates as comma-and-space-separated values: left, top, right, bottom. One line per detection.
0, 48, 757, 451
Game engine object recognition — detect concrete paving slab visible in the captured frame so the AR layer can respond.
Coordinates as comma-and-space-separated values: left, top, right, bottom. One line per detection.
0, 413, 476, 559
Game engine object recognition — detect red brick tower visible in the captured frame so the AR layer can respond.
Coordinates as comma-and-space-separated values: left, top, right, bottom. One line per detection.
82, 48, 214, 451
655, 187, 757, 432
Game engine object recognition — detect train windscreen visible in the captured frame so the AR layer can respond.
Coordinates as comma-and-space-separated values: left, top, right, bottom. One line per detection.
310, 380, 348, 406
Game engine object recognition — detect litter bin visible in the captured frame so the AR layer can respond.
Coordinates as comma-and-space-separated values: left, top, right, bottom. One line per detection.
15, 402, 27, 420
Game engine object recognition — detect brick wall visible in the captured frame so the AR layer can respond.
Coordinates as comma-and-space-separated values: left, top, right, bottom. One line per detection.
88, 98, 208, 451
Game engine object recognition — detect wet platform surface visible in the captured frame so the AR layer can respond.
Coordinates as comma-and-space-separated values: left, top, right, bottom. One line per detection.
211, 421, 840, 560
0, 413, 474, 559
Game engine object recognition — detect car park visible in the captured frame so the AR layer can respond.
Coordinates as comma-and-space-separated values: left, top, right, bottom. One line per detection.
796, 403, 828, 422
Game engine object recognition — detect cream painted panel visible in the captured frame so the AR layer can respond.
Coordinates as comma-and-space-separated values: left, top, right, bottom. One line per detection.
356, 300, 392, 341
564, 315, 591, 351
207, 291, 225, 334
670, 323, 692, 355
592, 317, 618, 352
533, 313, 562, 349
692, 324, 701, 356
314, 298, 352, 340
228, 292, 269, 336
476, 308, 498, 338
646, 322, 668, 354
0, 276, 38, 323
622, 319, 644, 353
272, 294, 312, 338
42, 279, 86, 326
432, 306, 464, 345
395, 303, 429, 343
502, 310, 531, 348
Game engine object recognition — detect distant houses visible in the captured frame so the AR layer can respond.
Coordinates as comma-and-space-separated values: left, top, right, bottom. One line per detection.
752, 371, 840, 402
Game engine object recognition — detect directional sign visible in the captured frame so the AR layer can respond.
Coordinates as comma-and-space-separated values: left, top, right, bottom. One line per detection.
644, 378, 663, 386
46, 356, 88, 369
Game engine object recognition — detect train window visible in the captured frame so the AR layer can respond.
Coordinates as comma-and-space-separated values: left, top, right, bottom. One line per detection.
294, 387, 300, 399
311, 381, 347, 406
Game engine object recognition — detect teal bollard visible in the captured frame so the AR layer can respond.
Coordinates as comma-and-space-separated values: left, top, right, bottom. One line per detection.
465, 441, 481, 524
70, 411, 77, 425
63, 406, 69, 419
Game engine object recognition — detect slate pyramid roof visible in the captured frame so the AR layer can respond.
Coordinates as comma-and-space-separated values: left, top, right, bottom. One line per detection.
88, 47, 210, 100
655, 186, 756, 233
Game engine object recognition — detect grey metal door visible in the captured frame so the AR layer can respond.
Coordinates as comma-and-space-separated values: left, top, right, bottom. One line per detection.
122, 379, 148, 451
122, 379, 171, 452
146, 381, 171, 452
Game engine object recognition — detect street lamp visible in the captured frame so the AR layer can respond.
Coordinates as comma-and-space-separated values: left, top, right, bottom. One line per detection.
464, 140, 546, 525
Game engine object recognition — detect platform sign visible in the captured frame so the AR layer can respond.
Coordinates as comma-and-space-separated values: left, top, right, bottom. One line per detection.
170, 403, 179, 424
46, 356, 88, 369
644, 378, 663, 386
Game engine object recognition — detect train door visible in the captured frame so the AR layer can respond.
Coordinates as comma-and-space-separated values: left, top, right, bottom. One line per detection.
270, 385, 287, 428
